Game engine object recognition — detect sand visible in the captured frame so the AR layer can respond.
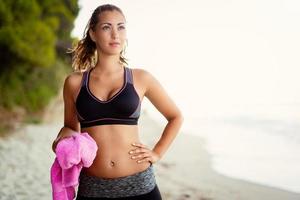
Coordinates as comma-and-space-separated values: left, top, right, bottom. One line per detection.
0, 94, 299, 200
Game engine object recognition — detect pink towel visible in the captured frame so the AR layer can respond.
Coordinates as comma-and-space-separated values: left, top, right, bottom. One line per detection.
50, 132, 98, 200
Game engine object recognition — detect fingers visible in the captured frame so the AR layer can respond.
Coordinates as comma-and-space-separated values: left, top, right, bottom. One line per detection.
131, 152, 152, 163
137, 157, 152, 163
129, 142, 153, 164
129, 142, 149, 154
131, 152, 150, 160
131, 142, 147, 148
129, 148, 148, 155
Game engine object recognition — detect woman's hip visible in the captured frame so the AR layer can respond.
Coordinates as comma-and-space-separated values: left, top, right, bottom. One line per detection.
76, 164, 161, 199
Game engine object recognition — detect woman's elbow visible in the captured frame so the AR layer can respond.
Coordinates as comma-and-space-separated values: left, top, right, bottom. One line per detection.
177, 112, 184, 124
167, 111, 184, 123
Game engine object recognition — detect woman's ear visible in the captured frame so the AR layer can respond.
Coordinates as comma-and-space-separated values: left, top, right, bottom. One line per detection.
89, 29, 96, 42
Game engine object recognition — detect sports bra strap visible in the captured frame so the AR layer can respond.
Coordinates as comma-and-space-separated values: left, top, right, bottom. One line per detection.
126, 67, 133, 84
81, 69, 89, 87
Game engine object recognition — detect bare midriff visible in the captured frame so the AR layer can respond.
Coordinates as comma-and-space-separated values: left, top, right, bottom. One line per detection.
81, 124, 151, 178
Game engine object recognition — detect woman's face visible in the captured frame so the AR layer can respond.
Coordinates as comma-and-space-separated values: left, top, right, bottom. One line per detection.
89, 10, 127, 56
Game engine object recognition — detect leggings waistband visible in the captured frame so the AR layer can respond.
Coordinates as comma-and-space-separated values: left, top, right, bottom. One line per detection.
77, 165, 156, 198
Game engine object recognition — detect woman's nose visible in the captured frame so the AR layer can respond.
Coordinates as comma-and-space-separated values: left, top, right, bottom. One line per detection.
111, 28, 119, 38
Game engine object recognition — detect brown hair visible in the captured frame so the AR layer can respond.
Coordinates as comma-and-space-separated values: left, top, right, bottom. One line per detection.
68, 4, 128, 71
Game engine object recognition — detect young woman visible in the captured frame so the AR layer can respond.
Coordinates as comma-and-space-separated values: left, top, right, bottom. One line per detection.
52, 4, 183, 200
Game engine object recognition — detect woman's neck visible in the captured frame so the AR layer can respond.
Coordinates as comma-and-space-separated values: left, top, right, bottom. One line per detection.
94, 54, 123, 75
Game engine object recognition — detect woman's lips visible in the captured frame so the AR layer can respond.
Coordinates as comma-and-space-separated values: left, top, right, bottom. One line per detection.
109, 42, 120, 47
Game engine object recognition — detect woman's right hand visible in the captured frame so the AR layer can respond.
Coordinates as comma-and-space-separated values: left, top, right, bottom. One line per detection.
52, 126, 77, 153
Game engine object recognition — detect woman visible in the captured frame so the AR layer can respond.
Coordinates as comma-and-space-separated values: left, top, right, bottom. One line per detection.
52, 4, 183, 200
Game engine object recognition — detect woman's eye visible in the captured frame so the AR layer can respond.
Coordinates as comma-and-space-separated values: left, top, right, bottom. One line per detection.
102, 26, 110, 30
118, 26, 125, 30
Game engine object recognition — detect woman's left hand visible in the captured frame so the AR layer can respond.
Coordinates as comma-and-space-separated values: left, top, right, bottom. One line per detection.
129, 143, 160, 164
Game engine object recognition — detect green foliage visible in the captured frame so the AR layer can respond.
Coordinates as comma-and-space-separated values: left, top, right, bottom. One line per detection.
0, 60, 68, 112
11, 0, 41, 22
0, 0, 79, 70
0, 0, 79, 128
0, 1, 13, 25
37, 0, 79, 59
0, 21, 55, 67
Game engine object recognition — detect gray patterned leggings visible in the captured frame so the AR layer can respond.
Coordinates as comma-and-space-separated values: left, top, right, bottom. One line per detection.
76, 165, 162, 200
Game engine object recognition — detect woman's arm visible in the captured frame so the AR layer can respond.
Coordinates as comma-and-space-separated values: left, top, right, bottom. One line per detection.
130, 69, 184, 163
144, 70, 184, 159
52, 73, 82, 153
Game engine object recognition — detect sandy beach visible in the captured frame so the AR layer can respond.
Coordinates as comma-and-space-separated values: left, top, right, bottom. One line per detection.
0, 94, 300, 200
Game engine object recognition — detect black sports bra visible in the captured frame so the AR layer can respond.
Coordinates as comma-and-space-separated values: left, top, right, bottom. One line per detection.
75, 66, 141, 128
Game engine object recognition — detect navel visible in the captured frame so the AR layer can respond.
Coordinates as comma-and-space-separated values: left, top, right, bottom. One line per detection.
110, 161, 115, 167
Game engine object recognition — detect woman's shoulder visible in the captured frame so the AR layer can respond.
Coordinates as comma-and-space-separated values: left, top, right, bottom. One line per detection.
130, 66, 148, 73
130, 67, 154, 81
63, 71, 84, 92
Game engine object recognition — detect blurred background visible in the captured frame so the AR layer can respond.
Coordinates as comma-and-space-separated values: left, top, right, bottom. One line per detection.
1, 0, 300, 199
0, 0, 78, 127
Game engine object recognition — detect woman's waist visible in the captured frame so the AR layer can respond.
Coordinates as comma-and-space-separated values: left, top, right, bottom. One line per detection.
83, 126, 141, 149
83, 156, 151, 178
82, 139, 151, 178
80, 125, 150, 178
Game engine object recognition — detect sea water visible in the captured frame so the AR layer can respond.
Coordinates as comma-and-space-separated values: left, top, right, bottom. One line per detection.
184, 104, 300, 193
